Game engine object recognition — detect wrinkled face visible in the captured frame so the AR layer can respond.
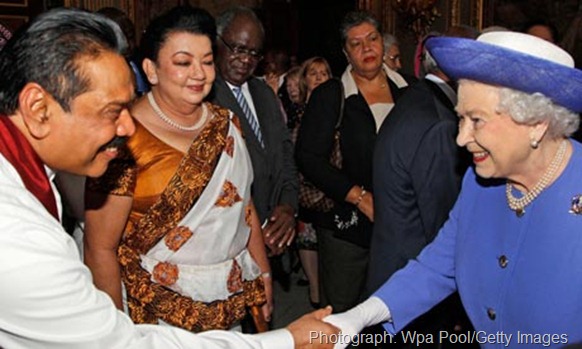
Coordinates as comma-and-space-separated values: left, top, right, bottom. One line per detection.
216, 15, 264, 86
147, 32, 215, 106
456, 81, 534, 180
304, 62, 330, 95
384, 44, 402, 70
45, 51, 135, 177
286, 75, 301, 104
344, 22, 384, 76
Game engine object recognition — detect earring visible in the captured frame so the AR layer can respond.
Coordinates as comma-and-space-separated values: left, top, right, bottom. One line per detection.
531, 139, 539, 149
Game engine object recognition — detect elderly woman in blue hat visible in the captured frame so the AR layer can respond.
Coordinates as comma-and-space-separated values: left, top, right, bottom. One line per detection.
323, 31, 582, 348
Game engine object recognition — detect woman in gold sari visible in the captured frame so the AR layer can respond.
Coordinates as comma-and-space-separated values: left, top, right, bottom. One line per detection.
84, 6, 272, 332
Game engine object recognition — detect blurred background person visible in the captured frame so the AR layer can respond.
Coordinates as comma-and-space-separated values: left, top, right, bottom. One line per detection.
382, 32, 415, 87
291, 56, 332, 309
382, 33, 401, 71
521, 18, 559, 43
261, 48, 291, 94
84, 6, 272, 332
97, 7, 149, 96
296, 11, 407, 313
282, 66, 304, 130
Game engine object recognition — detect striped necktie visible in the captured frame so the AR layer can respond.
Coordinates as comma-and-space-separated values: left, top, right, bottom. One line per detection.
232, 86, 264, 148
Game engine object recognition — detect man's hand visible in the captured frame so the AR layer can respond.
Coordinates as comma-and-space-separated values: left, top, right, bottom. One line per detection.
288, 307, 339, 349
263, 204, 296, 255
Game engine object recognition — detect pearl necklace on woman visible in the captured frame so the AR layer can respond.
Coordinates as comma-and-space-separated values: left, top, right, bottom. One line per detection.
147, 91, 208, 132
506, 139, 567, 217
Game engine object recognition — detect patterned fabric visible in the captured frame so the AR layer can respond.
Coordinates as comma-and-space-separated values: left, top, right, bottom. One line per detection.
89, 103, 265, 331
296, 221, 317, 250
232, 86, 264, 147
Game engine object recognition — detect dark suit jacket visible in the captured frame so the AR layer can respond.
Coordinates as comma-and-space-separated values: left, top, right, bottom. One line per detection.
366, 79, 468, 293
209, 76, 298, 222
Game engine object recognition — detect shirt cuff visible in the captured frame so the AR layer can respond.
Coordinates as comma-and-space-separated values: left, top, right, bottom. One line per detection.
253, 329, 294, 349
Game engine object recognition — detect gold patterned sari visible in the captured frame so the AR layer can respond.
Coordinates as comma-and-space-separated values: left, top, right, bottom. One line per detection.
89, 103, 265, 332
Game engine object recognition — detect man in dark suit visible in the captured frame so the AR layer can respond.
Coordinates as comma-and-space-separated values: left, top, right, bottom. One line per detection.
210, 6, 298, 256
363, 33, 472, 348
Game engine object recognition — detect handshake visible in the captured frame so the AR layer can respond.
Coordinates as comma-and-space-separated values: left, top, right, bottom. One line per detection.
285, 306, 342, 349
285, 297, 388, 349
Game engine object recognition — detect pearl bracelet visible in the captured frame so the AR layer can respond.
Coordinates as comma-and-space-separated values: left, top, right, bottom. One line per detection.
261, 272, 272, 279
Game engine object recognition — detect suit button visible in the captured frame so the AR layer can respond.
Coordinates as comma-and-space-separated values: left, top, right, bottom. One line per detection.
487, 308, 496, 320
499, 255, 508, 268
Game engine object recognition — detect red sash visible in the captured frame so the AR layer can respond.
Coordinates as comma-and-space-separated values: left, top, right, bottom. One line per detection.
0, 115, 59, 220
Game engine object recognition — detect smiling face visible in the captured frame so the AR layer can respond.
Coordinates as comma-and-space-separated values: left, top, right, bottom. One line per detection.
216, 14, 264, 86
456, 80, 536, 180
344, 22, 384, 77
42, 51, 135, 177
145, 32, 215, 107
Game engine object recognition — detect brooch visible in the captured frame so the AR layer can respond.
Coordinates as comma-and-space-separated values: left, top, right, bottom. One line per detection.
569, 194, 582, 214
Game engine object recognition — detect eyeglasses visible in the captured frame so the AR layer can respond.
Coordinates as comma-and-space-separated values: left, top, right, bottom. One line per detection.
387, 54, 401, 62
218, 35, 263, 61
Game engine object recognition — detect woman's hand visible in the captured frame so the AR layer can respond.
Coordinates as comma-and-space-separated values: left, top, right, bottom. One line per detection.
358, 192, 374, 222
261, 273, 274, 322
345, 185, 374, 222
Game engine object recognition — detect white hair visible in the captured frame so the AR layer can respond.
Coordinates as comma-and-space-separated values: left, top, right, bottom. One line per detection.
383, 33, 398, 50
497, 86, 579, 138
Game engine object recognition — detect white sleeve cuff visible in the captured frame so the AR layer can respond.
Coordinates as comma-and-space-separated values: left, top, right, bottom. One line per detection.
362, 296, 391, 325
253, 329, 294, 349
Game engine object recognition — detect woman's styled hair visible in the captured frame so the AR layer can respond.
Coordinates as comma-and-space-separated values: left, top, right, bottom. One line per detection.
140, 6, 216, 63
0, 8, 126, 114
339, 11, 381, 47
497, 86, 579, 138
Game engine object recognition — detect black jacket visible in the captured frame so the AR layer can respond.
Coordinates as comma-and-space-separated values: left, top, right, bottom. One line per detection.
296, 77, 404, 247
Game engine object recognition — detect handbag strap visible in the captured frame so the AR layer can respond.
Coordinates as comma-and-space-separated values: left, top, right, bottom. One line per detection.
335, 78, 345, 130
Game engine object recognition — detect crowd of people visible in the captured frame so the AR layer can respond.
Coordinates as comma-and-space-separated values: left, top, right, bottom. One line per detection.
0, 3, 581, 349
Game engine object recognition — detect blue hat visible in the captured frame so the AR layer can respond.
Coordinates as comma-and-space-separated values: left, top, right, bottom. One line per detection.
426, 31, 582, 113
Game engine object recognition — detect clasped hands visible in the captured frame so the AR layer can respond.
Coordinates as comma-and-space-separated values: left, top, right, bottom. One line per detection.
287, 306, 367, 349
263, 204, 296, 256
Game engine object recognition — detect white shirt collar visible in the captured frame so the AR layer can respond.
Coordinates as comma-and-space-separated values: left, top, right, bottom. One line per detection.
425, 73, 457, 106
340, 64, 406, 98
225, 80, 249, 94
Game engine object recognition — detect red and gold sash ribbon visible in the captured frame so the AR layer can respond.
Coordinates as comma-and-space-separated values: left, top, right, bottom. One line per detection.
0, 115, 59, 220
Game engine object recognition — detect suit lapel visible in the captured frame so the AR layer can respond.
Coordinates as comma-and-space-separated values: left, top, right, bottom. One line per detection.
214, 76, 264, 151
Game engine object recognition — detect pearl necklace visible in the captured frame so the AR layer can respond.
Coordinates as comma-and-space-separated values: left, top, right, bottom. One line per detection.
147, 92, 208, 132
506, 139, 567, 217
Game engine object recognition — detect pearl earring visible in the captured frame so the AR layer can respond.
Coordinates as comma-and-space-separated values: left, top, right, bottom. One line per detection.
531, 139, 539, 149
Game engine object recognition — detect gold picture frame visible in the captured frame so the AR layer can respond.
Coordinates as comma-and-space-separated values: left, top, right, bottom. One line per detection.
0, 0, 27, 7
447, 0, 486, 30
0, 14, 28, 31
